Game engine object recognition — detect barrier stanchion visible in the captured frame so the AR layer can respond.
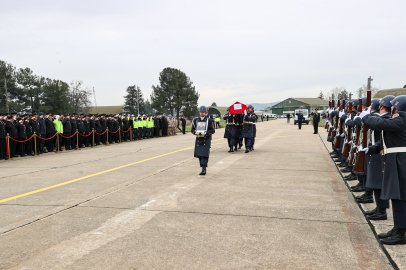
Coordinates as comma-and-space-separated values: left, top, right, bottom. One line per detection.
119, 129, 121, 143
34, 132, 38, 156
6, 133, 11, 160
76, 129, 80, 150
56, 131, 61, 153
130, 128, 132, 142
106, 128, 109, 146
92, 128, 95, 147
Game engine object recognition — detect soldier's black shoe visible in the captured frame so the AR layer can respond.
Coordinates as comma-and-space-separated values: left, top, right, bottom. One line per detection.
352, 186, 365, 192
228, 147, 234, 152
367, 209, 387, 220
341, 167, 351, 173
365, 207, 378, 215
381, 229, 406, 245
251, 146, 254, 151
334, 158, 341, 162
238, 145, 242, 149
379, 227, 397, 239
329, 151, 336, 155
234, 145, 237, 151
245, 148, 249, 153
199, 166, 206, 175
345, 174, 358, 181
338, 162, 346, 167
357, 193, 373, 203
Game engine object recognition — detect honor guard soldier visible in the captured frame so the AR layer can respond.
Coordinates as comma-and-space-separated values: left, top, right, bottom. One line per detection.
191, 106, 215, 175
242, 105, 257, 153
360, 95, 406, 245
223, 107, 236, 152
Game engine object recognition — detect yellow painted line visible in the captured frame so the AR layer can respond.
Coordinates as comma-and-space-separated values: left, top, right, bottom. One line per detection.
0, 138, 224, 204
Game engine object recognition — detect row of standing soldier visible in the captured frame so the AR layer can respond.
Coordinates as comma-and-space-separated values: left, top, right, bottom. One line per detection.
326, 94, 406, 245
0, 113, 176, 160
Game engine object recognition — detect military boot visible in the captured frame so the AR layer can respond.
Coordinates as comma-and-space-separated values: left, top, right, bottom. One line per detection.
378, 227, 397, 239
245, 147, 250, 153
367, 208, 387, 220
234, 145, 238, 151
199, 166, 206, 176
228, 147, 234, 153
381, 229, 406, 245
345, 173, 358, 181
365, 207, 378, 215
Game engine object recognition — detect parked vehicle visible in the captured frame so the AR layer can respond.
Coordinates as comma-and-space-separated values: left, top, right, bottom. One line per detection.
294, 109, 309, 125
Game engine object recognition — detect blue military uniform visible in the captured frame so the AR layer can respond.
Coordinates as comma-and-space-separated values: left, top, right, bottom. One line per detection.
363, 96, 406, 244
242, 108, 257, 153
191, 112, 215, 175
296, 112, 304, 129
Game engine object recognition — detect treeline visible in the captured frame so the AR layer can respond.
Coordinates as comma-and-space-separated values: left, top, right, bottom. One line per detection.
0, 60, 92, 114
124, 67, 199, 119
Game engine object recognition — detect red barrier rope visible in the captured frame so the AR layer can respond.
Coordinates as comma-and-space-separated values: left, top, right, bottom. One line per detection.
108, 129, 120, 134
94, 130, 107, 136
59, 133, 77, 139
37, 133, 58, 140
121, 128, 131, 133
78, 132, 93, 137
9, 135, 34, 143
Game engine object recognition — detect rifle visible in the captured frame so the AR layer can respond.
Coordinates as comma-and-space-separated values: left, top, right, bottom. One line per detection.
349, 99, 363, 166
333, 99, 345, 149
331, 100, 340, 144
327, 100, 335, 138
341, 102, 352, 158
325, 101, 331, 130
353, 91, 371, 173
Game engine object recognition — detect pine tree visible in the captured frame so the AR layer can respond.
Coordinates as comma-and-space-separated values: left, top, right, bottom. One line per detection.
123, 85, 146, 115
317, 92, 324, 100
151, 67, 199, 118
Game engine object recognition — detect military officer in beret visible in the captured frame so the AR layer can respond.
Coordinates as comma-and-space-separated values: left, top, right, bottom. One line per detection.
191, 106, 215, 175
360, 95, 406, 245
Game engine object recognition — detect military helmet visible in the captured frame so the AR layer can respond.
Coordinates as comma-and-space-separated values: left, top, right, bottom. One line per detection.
227, 107, 230, 111
199, 106, 206, 113
390, 95, 406, 112
247, 105, 254, 110
352, 99, 359, 107
380, 95, 395, 109
353, 116, 362, 126
370, 99, 381, 111
361, 97, 368, 106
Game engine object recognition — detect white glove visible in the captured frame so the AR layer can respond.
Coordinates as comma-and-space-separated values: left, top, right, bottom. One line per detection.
358, 145, 369, 154
244, 110, 247, 116
348, 140, 352, 144
336, 133, 340, 137
359, 106, 371, 119
339, 112, 344, 117
340, 133, 345, 137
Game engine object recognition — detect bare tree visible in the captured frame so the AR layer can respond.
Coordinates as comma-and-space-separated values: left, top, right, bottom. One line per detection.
69, 80, 92, 114
324, 87, 348, 102
357, 84, 380, 98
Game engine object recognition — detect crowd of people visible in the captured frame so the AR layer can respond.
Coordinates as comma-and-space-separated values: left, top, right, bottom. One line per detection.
326, 95, 406, 245
0, 112, 188, 160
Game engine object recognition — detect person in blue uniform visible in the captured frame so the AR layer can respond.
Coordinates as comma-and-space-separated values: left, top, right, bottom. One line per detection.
223, 107, 236, 152
242, 105, 257, 153
191, 106, 215, 175
360, 95, 406, 245
296, 110, 304, 129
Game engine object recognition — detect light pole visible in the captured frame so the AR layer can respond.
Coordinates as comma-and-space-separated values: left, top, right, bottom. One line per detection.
136, 87, 139, 115
93, 87, 98, 114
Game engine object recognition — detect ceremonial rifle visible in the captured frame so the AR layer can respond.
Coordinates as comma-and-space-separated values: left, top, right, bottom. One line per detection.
353, 91, 371, 173
349, 99, 363, 166
341, 101, 352, 158
333, 99, 345, 149
325, 101, 331, 130
331, 100, 340, 144
327, 100, 335, 138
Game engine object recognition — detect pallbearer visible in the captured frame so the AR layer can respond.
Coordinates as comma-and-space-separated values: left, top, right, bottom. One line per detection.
242, 105, 258, 153
191, 106, 215, 175
223, 107, 235, 152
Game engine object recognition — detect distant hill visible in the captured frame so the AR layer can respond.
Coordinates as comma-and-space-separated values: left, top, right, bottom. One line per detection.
250, 102, 280, 110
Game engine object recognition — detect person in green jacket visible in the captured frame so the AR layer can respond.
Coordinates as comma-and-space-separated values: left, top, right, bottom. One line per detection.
53, 115, 64, 151
215, 115, 221, 129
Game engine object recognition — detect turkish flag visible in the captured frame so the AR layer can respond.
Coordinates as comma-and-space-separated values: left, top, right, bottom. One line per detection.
229, 101, 247, 114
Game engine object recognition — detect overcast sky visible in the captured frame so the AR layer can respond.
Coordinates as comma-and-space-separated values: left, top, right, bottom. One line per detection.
2, 0, 405, 107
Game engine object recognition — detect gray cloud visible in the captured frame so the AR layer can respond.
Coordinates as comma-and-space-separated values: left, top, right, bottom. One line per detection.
1, 0, 405, 107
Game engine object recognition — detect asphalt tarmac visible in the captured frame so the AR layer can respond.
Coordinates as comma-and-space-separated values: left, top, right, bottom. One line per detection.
0, 119, 393, 269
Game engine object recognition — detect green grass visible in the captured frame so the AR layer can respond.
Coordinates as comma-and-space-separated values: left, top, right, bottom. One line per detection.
310, 118, 323, 127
